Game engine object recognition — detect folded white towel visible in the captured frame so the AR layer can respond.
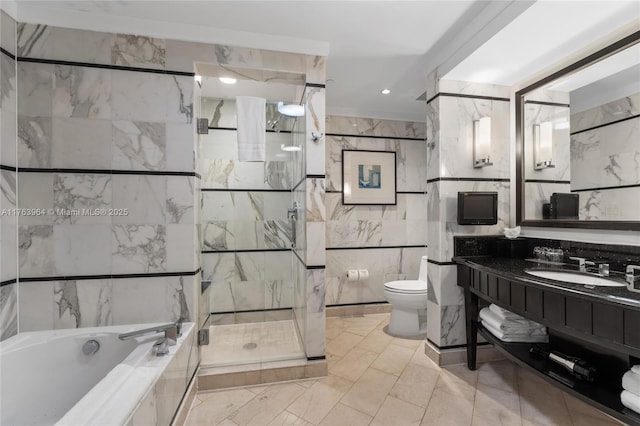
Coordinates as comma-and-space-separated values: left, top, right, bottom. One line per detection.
621, 389, 640, 414
479, 307, 547, 336
623, 370, 640, 395
481, 320, 549, 343
489, 304, 524, 321
236, 96, 266, 162
88, 366, 157, 426
632, 365, 640, 376
56, 364, 134, 426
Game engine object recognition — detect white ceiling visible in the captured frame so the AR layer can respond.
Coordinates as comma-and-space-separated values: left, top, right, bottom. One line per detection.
7, 1, 640, 123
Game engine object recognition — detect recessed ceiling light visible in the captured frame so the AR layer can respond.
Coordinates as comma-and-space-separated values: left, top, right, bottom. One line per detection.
219, 77, 237, 85
381, 89, 391, 95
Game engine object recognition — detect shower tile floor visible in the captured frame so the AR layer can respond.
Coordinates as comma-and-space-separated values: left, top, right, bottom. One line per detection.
186, 313, 623, 426
201, 320, 305, 367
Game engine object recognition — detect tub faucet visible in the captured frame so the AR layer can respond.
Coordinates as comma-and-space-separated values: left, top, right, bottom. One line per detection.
626, 265, 640, 293
118, 322, 182, 356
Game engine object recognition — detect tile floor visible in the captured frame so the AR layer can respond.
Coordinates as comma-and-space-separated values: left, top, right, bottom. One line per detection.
201, 320, 305, 367
185, 313, 622, 425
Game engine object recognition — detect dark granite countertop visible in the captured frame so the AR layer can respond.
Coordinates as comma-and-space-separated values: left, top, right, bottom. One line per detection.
453, 256, 640, 310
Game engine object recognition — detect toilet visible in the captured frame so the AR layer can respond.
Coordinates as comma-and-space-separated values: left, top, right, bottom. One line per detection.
383, 256, 428, 337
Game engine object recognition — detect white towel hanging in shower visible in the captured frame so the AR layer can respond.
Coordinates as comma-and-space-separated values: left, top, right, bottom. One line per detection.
236, 96, 266, 162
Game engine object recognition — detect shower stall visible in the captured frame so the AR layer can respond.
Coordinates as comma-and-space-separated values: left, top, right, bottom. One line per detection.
197, 73, 307, 368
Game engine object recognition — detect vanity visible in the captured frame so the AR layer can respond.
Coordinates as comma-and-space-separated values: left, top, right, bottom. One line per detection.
455, 236, 640, 425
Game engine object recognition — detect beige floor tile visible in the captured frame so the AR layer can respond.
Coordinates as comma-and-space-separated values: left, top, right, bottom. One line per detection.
297, 379, 318, 389
392, 336, 425, 350
371, 343, 415, 376
436, 364, 479, 401
287, 375, 354, 424
325, 326, 343, 341
343, 316, 385, 336
370, 395, 425, 426
326, 332, 364, 356
231, 383, 307, 426
340, 367, 398, 416
477, 360, 518, 392
356, 328, 394, 353
185, 389, 255, 425
217, 420, 240, 426
421, 386, 475, 426
409, 345, 440, 370
518, 375, 572, 426
318, 403, 373, 426
471, 382, 521, 426
389, 362, 440, 408
329, 347, 379, 382
267, 411, 315, 426
563, 393, 622, 425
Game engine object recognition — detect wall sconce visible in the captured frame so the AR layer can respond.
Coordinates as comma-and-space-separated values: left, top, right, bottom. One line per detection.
533, 122, 554, 169
473, 117, 492, 168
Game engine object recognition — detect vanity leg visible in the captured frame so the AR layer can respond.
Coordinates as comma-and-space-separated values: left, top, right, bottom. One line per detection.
464, 288, 479, 370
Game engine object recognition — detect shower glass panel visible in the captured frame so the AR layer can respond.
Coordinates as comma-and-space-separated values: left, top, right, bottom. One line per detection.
198, 80, 306, 367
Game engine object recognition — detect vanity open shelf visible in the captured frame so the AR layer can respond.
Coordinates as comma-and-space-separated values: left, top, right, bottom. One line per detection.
476, 323, 640, 425
455, 250, 640, 426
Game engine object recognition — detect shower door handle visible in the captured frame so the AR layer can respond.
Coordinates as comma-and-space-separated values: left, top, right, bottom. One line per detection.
288, 202, 299, 248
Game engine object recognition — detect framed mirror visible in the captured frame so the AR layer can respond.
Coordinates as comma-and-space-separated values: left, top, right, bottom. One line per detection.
516, 31, 640, 230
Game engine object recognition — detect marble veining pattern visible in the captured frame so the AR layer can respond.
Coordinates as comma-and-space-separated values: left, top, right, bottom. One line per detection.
18, 116, 51, 167
53, 174, 111, 224
571, 93, 639, 133
53, 65, 111, 119
1, 52, 16, 109
111, 35, 166, 69
0, 284, 17, 341
112, 224, 167, 273
113, 121, 166, 170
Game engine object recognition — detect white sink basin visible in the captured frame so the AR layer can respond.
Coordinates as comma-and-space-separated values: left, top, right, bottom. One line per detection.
524, 269, 627, 287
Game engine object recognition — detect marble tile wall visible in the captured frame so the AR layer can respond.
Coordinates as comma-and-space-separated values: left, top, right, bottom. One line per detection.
324, 115, 427, 308
568, 94, 640, 221
425, 76, 511, 348
0, 9, 18, 341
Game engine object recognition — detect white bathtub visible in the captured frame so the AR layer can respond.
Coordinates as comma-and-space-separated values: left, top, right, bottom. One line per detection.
0, 322, 195, 426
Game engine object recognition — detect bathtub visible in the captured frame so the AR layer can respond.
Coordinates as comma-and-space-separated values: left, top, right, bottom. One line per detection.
0, 322, 195, 426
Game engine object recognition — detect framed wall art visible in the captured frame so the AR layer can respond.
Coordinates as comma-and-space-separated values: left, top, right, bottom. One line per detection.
342, 150, 397, 205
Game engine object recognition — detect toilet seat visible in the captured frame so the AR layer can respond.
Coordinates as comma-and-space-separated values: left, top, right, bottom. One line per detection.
384, 280, 427, 294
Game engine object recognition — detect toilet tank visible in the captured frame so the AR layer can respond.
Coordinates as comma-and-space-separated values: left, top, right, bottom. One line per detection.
419, 256, 429, 283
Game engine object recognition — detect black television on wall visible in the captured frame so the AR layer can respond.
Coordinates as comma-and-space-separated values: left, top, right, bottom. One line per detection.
457, 192, 498, 225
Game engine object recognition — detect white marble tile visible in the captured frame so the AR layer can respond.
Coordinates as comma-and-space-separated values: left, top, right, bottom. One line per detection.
111, 175, 167, 224
235, 252, 264, 282
18, 225, 56, 277
1, 224, 18, 283
112, 224, 166, 274
16, 173, 51, 225
438, 96, 510, 179
578, 187, 640, 221
166, 123, 194, 172
110, 70, 169, 122
53, 65, 111, 119
326, 220, 382, 248
166, 176, 194, 224
440, 304, 466, 347
17, 23, 111, 64
54, 224, 111, 275
326, 116, 426, 139
111, 34, 166, 69
306, 222, 325, 266
167, 75, 194, 124
306, 87, 325, 176
425, 100, 439, 181
53, 279, 113, 329
1, 99, 18, 168
523, 88, 570, 105
439, 80, 510, 98
111, 276, 193, 324
1, 11, 17, 55
17, 115, 52, 168
0, 284, 17, 341
305, 269, 326, 358
201, 252, 236, 283
51, 117, 112, 169
1, 52, 17, 112
166, 224, 197, 271
112, 120, 165, 171
18, 280, 54, 331
53, 173, 112, 225
571, 93, 640, 133
17, 61, 53, 117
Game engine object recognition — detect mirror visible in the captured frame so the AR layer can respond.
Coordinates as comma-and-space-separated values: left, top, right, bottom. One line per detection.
516, 32, 640, 230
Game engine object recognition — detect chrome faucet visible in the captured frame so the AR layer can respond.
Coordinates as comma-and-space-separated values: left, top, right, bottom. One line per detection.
118, 321, 182, 356
626, 265, 640, 293
569, 257, 594, 273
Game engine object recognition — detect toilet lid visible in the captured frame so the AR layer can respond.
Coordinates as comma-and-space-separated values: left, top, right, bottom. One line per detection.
384, 280, 428, 293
